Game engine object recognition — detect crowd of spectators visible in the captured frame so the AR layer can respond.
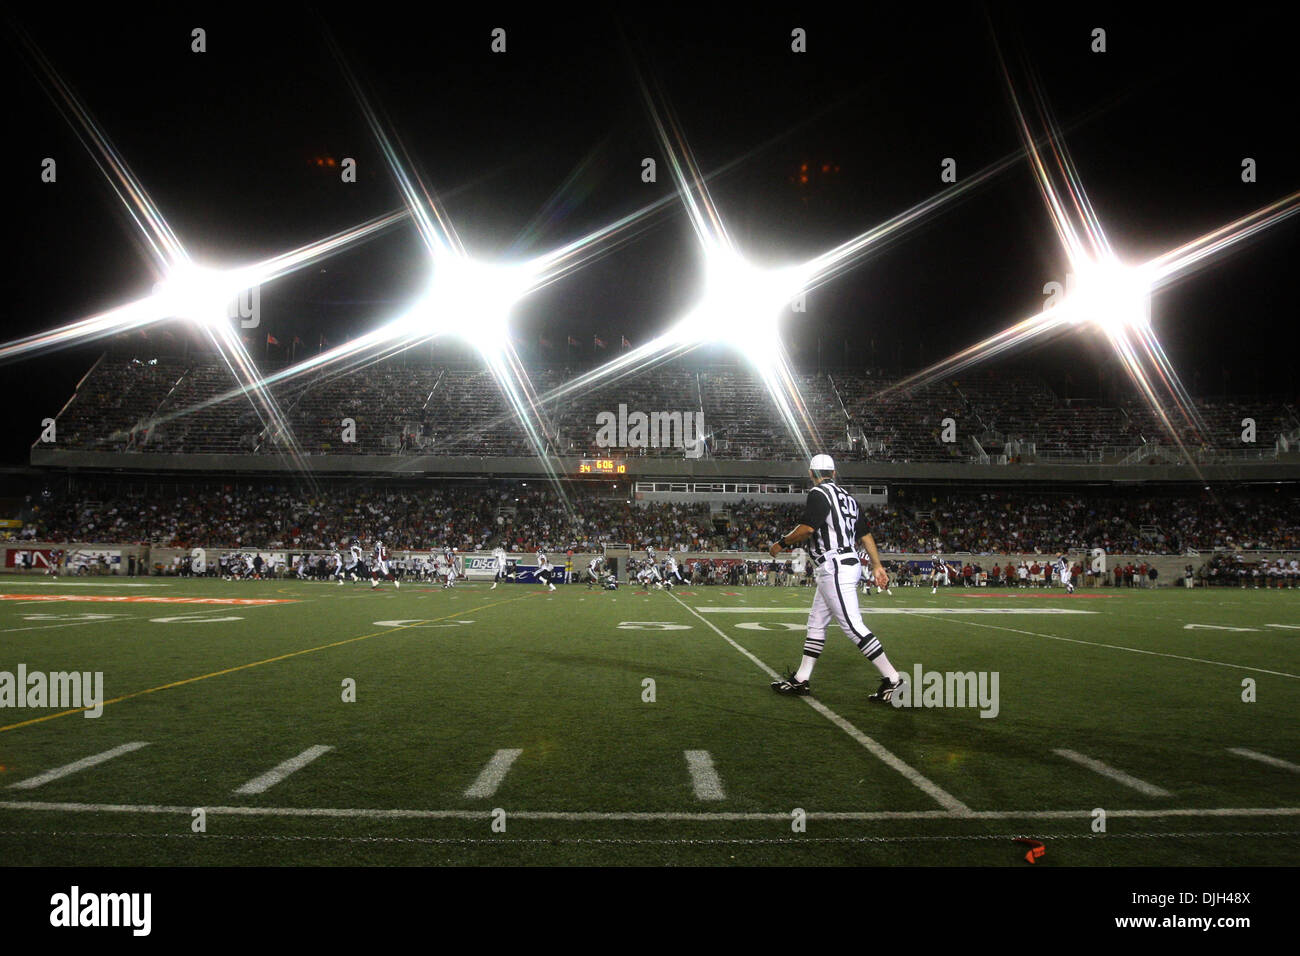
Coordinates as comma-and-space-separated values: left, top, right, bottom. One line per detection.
41, 354, 1299, 464
12, 481, 1299, 556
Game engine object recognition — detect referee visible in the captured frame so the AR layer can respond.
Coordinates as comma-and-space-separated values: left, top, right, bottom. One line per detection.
767, 454, 904, 701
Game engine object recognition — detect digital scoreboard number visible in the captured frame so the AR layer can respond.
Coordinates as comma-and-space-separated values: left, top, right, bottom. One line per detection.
578, 458, 627, 476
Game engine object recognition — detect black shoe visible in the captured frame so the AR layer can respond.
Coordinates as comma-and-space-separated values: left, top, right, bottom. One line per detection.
868, 675, 905, 703
771, 671, 811, 695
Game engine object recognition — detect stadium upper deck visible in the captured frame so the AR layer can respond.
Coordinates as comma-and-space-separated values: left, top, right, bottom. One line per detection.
34, 352, 1299, 473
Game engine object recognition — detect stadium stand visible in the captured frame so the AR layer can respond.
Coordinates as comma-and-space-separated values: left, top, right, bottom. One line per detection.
43, 353, 1298, 464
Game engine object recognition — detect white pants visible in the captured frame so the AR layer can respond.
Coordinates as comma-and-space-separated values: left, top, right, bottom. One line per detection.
1060, 570, 1072, 588
804, 559, 883, 661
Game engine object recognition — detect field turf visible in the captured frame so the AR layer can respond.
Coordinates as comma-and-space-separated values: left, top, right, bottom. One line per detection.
0, 576, 1296, 866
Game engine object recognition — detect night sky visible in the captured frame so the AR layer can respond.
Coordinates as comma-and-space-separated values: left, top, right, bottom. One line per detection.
3, 4, 1297, 466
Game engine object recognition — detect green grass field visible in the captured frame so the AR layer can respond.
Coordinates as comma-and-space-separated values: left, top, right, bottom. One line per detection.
0, 576, 1296, 866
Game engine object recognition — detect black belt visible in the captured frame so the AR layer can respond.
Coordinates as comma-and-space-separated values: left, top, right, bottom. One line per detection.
815, 548, 858, 567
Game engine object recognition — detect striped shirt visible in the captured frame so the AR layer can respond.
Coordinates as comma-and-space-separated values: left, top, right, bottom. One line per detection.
800, 481, 869, 561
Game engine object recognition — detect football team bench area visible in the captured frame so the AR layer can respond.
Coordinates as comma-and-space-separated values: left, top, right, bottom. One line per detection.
0, 579, 1295, 866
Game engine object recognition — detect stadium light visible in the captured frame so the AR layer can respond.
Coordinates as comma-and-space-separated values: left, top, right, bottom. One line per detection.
882, 37, 1300, 469
1067, 258, 1153, 335
396, 257, 532, 353
668, 250, 809, 365
150, 262, 253, 328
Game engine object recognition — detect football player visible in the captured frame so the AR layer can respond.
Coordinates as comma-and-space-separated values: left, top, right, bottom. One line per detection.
536, 550, 557, 591
1054, 553, 1075, 594
347, 541, 364, 582
370, 539, 400, 590
584, 554, 605, 589
665, 553, 686, 588
490, 544, 509, 589
930, 553, 948, 594
637, 561, 664, 590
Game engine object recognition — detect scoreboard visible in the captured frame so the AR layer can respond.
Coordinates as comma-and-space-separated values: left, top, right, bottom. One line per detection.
577, 458, 627, 476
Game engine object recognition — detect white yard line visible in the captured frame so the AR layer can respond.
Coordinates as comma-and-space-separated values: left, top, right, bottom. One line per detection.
669, 593, 970, 814
1052, 749, 1171, 797
0, 617, 134, 635
17, 582, 170, 588
7, 743, 150, 791
0, 800, 1295, 822
693, 606, 1096, 615
464, 749, 523, 798
684, 750, 726, 801
1227, 748, 1300, 773
917, 614, 1300, 679
234, 746, 333, 795
0, 602, 275, 634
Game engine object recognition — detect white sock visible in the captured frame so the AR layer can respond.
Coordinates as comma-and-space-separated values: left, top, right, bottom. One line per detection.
871, 652, 900, 683
794, 655, 817, 683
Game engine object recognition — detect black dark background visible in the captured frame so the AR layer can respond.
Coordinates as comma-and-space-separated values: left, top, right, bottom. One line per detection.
3, 3, 1297, 466
1, 864, 1284, 941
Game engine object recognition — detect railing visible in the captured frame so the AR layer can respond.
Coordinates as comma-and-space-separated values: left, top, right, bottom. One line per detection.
1035, 448, 1105, 463
1195, 445, 1280, 463
1117, 442, 1186, 465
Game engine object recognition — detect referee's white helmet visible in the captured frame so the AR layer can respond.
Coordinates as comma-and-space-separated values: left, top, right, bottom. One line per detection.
809, 453, 835, 472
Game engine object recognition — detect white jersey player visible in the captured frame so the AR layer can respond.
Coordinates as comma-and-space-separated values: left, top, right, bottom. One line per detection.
490, 546, 509, 589
585, 555, 605, 589
665, 554, 685, 587
1055, 554, 1075, 594
536, 551, 556, 591
637, 561, 663, 589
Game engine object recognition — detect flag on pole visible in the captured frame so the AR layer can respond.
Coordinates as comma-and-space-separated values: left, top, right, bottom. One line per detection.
567, 336, 581, 347
620, 335, 631, 350
267, 334, 280, 346
594, 335, 607, 349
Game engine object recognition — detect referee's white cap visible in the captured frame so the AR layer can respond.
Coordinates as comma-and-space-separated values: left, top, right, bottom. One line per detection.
809, 453, 835, 472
